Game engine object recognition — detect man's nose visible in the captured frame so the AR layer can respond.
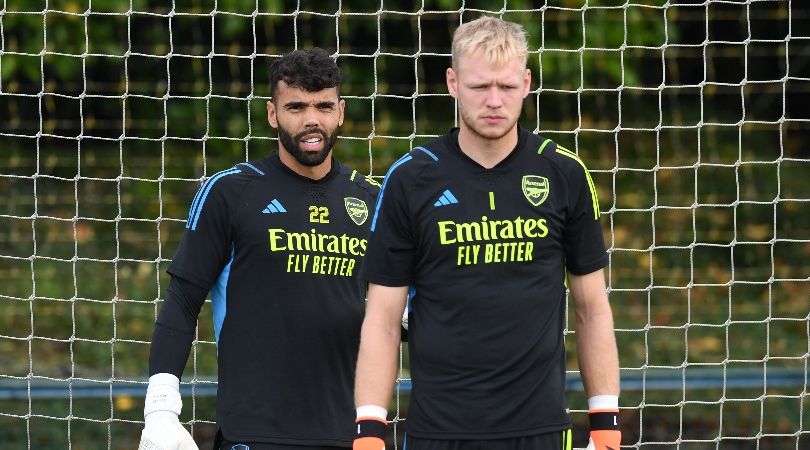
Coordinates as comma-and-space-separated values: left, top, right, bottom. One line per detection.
302, 108, 321, 128
485, 86, 503, 108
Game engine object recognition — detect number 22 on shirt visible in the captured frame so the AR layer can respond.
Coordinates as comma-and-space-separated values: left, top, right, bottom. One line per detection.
309, 206, 329, 223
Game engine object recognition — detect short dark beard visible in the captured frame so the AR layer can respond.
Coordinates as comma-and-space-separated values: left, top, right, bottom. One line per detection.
277, 125, 338, 167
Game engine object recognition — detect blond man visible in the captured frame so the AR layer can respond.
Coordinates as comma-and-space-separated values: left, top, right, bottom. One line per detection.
353, 16, 621, 450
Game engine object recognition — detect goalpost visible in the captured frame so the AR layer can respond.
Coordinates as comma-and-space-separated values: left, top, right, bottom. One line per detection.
0, 1, 808, 448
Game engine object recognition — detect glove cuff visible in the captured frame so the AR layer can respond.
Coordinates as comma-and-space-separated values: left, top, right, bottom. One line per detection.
589, 410, 619, 431
356, 418, 387, 439
144, 373, 182, 416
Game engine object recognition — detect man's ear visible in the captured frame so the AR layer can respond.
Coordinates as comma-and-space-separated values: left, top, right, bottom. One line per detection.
446, 67, 459, 99
522, 68, 531, 98
267, 100, 278, 128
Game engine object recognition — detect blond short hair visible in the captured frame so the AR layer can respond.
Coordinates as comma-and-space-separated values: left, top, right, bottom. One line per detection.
452, 16, 529, 69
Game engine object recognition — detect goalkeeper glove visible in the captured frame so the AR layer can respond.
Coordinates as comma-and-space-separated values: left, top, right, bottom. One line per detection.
139, 373, 199, 450
353, 405, 387, 450
585, 395, 621, 450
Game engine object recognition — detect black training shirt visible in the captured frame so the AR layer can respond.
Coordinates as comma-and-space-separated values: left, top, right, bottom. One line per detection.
166, 153, 378, 446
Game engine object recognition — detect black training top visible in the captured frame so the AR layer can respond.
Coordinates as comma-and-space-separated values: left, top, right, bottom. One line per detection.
362, 127, 608, 439
165, 153, 379, 446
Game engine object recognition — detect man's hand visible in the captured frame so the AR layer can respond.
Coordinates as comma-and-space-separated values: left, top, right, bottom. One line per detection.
138, 373, 199, 450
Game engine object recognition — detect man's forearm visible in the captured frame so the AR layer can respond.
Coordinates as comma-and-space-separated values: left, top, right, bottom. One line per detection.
354, 284, 408, 410
576, 305, 620, 397
354, 315, 401, 409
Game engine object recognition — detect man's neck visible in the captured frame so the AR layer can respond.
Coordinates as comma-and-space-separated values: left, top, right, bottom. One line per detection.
457, 125, 519, 169
278, 149, 332, 180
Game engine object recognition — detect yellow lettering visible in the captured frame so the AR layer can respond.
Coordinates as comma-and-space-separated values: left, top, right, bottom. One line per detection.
438, 216, 550, 245
535, 219, 548, 237
513, 217, 525, 239
438, 221, 456, 244
326, 235, 339, 253
287, 232, 311, 251
497, 220, 515, 239
269, 229, 286, 251
268, 229, 367, 256
524, 219, 537, 238
457, 222, 482, 243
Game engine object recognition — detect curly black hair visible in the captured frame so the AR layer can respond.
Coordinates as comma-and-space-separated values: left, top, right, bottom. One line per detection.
269, 48, 342, 99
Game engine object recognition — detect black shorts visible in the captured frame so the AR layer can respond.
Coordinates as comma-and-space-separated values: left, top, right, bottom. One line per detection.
404, 429, 572, 450
218, 441, 348, 450
215, 429, 350, 450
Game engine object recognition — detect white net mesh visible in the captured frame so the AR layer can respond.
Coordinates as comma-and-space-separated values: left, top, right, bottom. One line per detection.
1, 1, 808, 448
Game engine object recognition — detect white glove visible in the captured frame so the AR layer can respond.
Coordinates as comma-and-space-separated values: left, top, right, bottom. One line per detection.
401, 306, 409, 331
138, 373, 199, 450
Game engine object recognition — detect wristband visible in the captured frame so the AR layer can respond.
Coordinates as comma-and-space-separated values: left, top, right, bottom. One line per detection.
353, 417, 386, 450
589, 410, 619, 430
356, 417, 387, 437
588, 394, 619, 430
587, 395, 620, 450
588, 394, 618, 410
356, 405, 387, 421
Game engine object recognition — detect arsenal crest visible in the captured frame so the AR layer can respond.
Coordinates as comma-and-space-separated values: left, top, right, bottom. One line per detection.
522, 175, 550, 206
344, 197, 369, 225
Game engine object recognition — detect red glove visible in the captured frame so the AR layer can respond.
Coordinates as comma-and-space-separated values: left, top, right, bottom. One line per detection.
353, 417, 386, 450
586, 408, 621, 450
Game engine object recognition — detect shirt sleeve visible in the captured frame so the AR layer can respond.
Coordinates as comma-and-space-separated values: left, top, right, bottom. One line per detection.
167, 174, 235, 288
562, 158, 609, 275
151, 175, 236, 377
148, 275, 209, 378
361, 163, 416, 287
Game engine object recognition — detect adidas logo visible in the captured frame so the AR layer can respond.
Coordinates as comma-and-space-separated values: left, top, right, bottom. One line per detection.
434, 189, 458, 207
262, 199, 287, 214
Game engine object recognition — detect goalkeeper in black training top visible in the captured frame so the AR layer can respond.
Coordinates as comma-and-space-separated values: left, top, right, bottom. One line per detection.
139, 48, 379, 450
353, 16, 621, 450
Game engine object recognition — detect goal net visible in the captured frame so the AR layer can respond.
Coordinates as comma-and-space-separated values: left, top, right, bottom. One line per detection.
1, 1, 807, 448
